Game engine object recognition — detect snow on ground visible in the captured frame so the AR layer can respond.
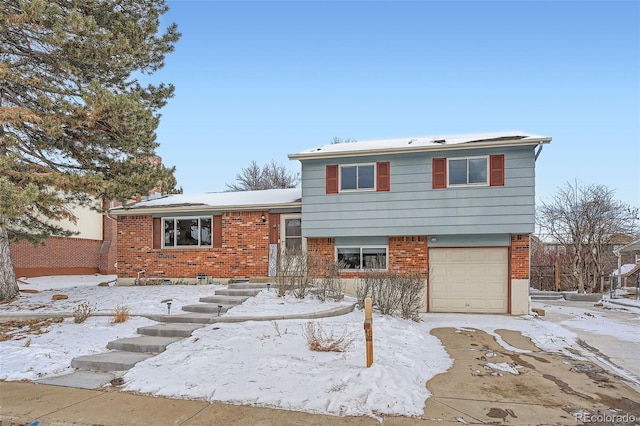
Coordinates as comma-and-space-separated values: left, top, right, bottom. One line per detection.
2, 275, 636, 417
224, 289, 354, 317
11, 275, 223, 315
0, 316, 154, 381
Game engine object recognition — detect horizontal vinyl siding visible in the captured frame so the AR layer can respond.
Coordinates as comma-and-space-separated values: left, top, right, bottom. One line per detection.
301, 146, 536, 237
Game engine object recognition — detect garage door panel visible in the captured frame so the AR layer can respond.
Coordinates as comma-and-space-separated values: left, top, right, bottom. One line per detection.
429, 247, 508, 314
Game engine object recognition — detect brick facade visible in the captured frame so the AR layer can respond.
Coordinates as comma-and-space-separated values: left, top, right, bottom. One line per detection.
117, 211, 271, 279
511, 234, 530, 280
10, 215, 117, 278
11, 236, 103, 277
307, 235, 428, 278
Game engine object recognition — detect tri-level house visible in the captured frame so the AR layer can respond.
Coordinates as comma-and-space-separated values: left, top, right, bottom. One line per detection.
112, 131, 551, 315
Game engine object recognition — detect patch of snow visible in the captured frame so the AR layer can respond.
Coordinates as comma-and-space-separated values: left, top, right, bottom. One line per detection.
486, 362, 520, 375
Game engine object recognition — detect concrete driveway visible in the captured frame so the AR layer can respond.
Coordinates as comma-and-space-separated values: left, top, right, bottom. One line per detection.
532, 299, 640, 390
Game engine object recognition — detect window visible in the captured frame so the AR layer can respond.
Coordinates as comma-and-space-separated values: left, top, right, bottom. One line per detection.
336, 246, 387, 270
448, 157, 488, 186
162, 217, 212, 248
340, 164, 375, 191
433, 155, 505, 189
326, 162, 390, 193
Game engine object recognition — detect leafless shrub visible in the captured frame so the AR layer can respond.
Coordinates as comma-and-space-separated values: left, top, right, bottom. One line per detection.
314, 259, 346, 302
73, 302, 95, 324
303, 321, 354, 352
357, 271, 425, 319
111, 301, 131, 324
275, 249, 314, 298
24, 338, 31, 347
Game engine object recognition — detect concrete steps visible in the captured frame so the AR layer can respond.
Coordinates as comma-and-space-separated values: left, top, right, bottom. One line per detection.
227, 282, 273, 290
137, 323, 203, 338
71, 351, 153, 371
214, 288, 262, 297
199, 295, 249, 304
38, 371, 118, 389
106, 336, 180, 353
150, 313, 223, 324
181, 303, 230, 314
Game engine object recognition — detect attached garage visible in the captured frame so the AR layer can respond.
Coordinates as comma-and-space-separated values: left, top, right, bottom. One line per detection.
429, 247, 509, 313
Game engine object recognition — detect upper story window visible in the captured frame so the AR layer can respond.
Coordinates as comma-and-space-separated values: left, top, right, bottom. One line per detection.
326, 162, 390, 194
433, 154, 504, 189
448, 157, 488, 186
341, 164, 375, 191
163, 217, 212, 248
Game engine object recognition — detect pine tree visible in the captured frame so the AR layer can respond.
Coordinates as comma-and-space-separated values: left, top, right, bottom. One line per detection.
0, 0, 180, 300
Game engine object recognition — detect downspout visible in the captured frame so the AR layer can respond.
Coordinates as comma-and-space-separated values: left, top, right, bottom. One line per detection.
534, 144, 544, 161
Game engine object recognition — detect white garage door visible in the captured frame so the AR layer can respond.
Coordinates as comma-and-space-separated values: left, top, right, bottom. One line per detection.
429, 248, 508, 313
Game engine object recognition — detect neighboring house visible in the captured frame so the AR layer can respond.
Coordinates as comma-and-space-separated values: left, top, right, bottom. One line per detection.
113, 131, 551, 315
10, 201, 118, 277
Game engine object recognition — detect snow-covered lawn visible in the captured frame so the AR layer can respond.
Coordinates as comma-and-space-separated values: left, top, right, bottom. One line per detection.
1, 275, 637, 417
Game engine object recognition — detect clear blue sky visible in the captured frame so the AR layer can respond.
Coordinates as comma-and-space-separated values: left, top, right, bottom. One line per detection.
148, 0, 639, 207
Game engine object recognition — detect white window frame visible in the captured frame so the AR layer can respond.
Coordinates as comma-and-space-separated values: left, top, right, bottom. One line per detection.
339, 163, 376, 192
162, 216, 213, 248
447, 156, 489, 187
335, 245, 389, 270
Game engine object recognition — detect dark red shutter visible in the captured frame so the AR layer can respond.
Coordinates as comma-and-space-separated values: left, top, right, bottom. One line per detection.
326, 165, 339, 194
432, 158, 447, 189
376, 162, 390, 191
490, 154, 505, 186
213, 215, 222, 248
152, 217, 162, 249
269, 213, 280, 244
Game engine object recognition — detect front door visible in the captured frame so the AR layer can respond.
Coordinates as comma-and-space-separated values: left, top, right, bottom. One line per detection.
281, 214, 304, 255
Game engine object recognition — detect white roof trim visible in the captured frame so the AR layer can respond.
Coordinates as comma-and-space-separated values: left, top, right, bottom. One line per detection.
289, 131, 551, 160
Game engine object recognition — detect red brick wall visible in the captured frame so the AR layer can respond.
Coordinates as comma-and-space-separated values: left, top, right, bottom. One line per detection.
117, 211, 271, 278
99, 215, 118, 274
11, 237, 102, 277
511, 234, 530, 279
307, 236, 428, 278
388, 236, 428, 275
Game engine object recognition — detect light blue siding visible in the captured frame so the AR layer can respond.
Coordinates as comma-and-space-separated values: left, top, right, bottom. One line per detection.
300, 146, 536, 237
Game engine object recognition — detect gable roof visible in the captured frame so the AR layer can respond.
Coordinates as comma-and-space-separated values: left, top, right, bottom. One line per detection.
289, 131, 551, 160
110, 188, 302, 215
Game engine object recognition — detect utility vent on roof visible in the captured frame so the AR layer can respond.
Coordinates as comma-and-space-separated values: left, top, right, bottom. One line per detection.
408, 139, 417, 144
432, 139, 446, 144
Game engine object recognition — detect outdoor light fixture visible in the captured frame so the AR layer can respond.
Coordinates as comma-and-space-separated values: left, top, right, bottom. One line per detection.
431, 237, 438, 243
217, 305, 223, 316
266, 283, 271, 292
166, 301, 172, 314
261, 214, 267, 223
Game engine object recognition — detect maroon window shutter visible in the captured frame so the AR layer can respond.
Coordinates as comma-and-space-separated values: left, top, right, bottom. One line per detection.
213, 215, 222, 248
269, 213, 280, 244
432, 158, 447, 189
490, 154, 505, 186
326, 165, 339, 194
152, 217, 162, 249
376, 161, 390, 192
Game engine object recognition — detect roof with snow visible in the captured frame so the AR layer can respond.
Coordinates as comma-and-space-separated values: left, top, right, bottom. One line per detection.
111, 188, 302, 214
611, 264, 640, 276
289, 131, 551, 160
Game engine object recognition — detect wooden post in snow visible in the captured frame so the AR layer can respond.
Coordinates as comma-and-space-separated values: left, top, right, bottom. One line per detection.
364, 297, 373, 367
555, 262, 561, 292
